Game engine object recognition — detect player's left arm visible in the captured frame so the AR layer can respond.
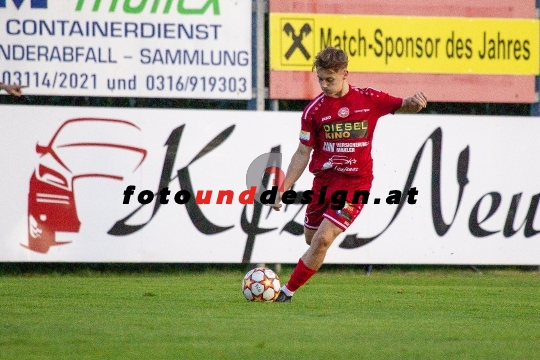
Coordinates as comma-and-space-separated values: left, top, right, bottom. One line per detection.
396, 92, 428, 113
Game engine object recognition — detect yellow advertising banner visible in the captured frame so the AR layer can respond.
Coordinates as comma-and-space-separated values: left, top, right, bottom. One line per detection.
270, 13, 540, 75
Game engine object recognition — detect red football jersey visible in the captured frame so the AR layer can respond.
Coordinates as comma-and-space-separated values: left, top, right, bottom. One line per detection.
300, 85, 402, 184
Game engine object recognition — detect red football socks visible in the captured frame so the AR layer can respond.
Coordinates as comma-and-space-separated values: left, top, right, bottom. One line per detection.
285, 258, 318, 292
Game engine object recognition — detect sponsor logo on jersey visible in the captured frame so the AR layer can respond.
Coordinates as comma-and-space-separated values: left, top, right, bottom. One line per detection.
337, 141, 369, 148
354, 109, 370, 113
323, 141, 369, 152
335, 166, 358, 172
338, 107, 349, 118
322, 155, 356, 170
323, 142, 335, 152
321, 115, 331, 121
323, 121, 368, 139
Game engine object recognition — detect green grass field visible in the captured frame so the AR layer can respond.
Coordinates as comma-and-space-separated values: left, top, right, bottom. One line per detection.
1, 266, 539, 359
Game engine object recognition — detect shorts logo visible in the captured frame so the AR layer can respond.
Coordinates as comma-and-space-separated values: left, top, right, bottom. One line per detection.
338, 107, 349, 118
299, 130, 310, 141
336, 202, 354, 222
336, 210, 352, 222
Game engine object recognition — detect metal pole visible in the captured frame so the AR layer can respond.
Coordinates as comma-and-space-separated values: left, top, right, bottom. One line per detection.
255, 0, 266, 111
532, 1, 540, 116
531, 76, 540, 116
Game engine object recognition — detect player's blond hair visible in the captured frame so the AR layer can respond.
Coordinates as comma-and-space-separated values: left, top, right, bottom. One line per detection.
313, 47, 348, 71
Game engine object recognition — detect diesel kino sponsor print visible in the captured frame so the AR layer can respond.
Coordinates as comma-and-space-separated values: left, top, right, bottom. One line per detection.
322, 121, 368, 140
0, 106, 540, 264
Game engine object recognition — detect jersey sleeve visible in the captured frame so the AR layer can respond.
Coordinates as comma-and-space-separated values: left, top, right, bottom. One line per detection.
367, 88, 403, 117
299, 107, 316, 147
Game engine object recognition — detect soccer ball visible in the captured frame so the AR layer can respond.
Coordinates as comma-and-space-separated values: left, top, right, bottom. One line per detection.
242, 267, 281, 302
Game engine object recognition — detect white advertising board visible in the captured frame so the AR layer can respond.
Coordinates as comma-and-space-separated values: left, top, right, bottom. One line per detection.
0, 0, 252, 99
0, 105, 539, 264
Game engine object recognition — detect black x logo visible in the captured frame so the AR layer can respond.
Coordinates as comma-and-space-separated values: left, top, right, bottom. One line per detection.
283, 23, 312, 60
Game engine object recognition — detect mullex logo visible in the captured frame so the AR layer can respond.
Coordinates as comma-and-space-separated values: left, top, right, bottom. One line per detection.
75, 0, 220, 14
0, 0, 47, 9
280, 19, 314, 66
323, 121, 368, 140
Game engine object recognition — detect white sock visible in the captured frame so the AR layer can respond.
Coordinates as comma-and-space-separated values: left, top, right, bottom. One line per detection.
281, 285, 294, 297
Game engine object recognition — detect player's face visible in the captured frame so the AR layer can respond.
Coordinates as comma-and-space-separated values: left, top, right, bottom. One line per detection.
316, 67, 348, 98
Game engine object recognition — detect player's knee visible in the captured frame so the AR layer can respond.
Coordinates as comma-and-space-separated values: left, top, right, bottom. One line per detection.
312, 233, 334, 251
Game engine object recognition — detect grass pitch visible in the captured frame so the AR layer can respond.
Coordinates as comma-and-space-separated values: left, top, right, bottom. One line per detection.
0, 266, 539, 359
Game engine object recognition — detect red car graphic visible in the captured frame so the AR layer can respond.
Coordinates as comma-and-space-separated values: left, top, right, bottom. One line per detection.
322, 155, 356, 170
26, 118, 147, 253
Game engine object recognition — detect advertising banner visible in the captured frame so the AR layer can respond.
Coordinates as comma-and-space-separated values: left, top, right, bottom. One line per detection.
1, 105, 539, 264
0, 0, 252, 99
270, 14, 539, 75
268, 0, 538, 103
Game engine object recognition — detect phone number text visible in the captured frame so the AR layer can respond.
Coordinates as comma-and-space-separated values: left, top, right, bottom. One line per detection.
146, 75, 247, 93
1, 71, 97, 90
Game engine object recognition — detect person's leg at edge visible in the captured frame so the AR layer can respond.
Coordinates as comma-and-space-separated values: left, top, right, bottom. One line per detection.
276, 219, 343, 301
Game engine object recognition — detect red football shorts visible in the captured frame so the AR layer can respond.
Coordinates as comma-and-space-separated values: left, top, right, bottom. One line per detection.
304, 172, 371, 231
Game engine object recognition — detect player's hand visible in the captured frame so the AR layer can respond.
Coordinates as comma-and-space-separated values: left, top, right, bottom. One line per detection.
271, 203, 282, 211
1, 84, 27, 97
271, 193, 283, 211
406, 92, 428, 112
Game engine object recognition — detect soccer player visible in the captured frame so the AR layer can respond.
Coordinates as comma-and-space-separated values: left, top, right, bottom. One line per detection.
0, 82, 25, 96
273, 47, 427, 302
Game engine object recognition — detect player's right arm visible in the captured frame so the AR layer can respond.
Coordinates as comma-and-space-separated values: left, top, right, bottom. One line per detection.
283, 142, 312, 192
272, 142, 312, 211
